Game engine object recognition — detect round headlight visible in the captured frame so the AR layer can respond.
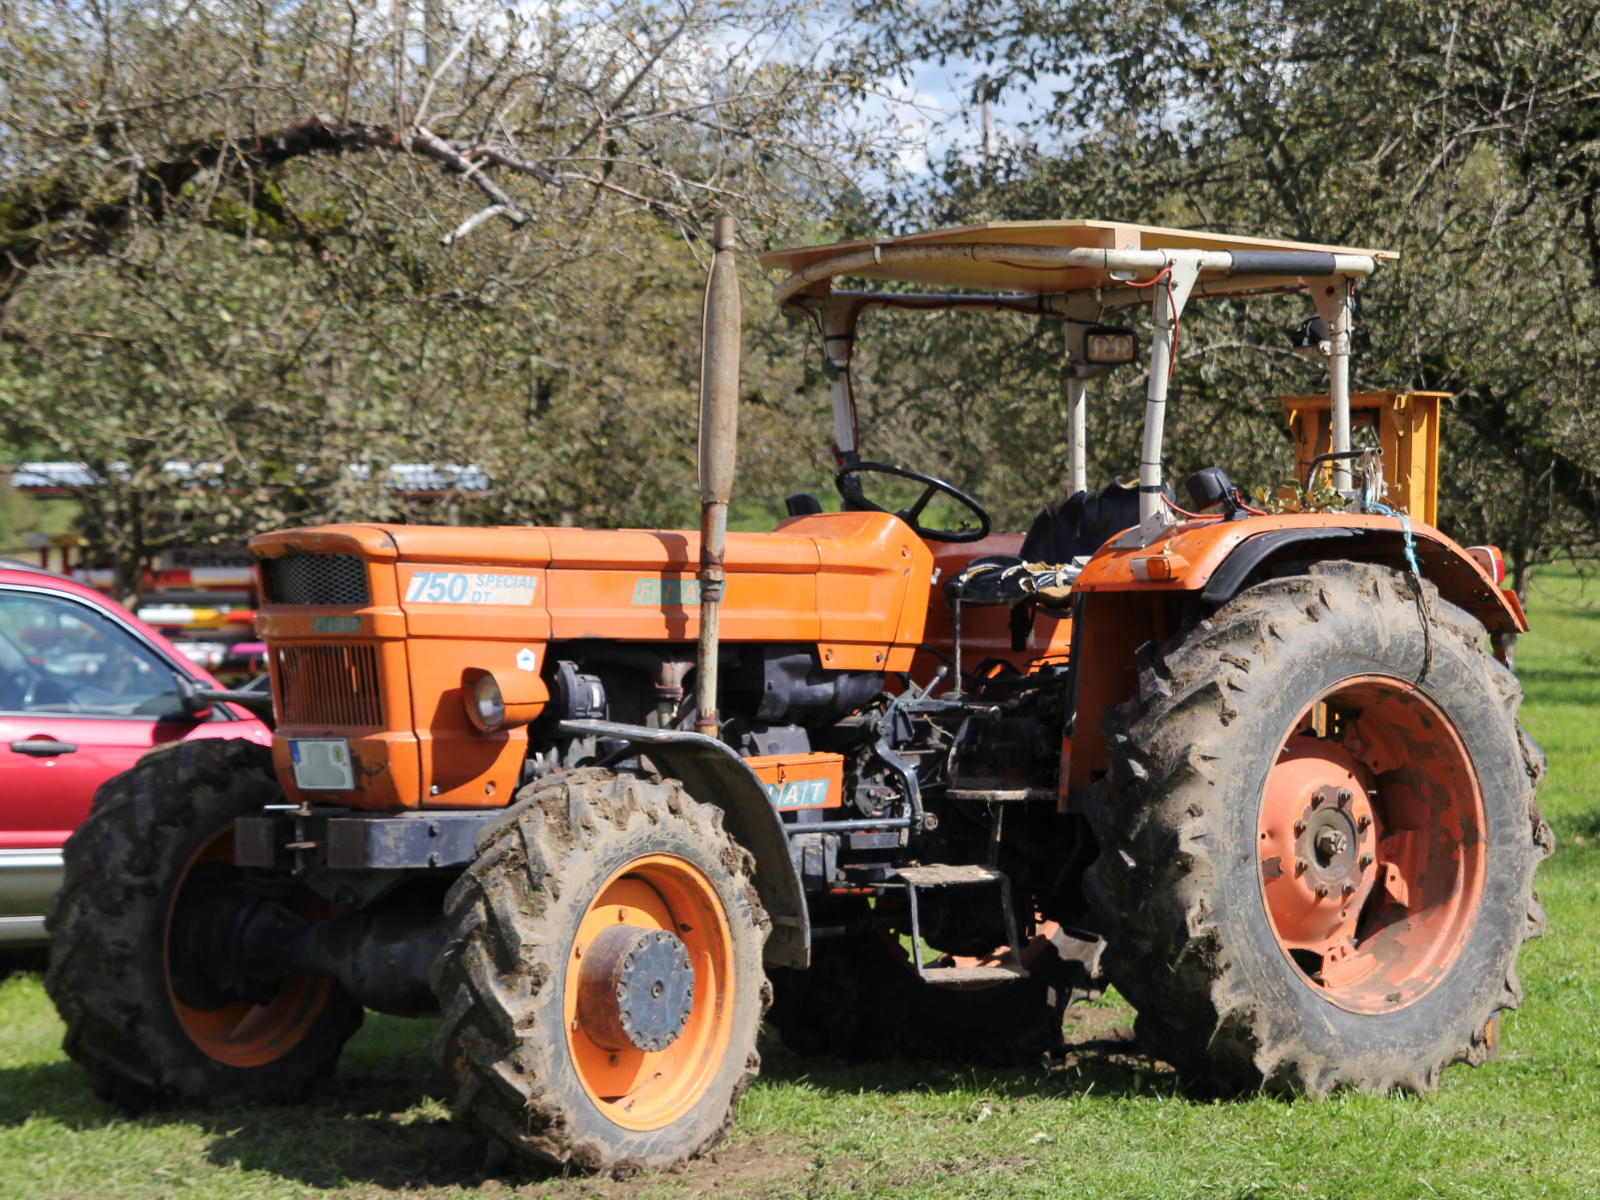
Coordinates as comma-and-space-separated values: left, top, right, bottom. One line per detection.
472, 672, 506, 731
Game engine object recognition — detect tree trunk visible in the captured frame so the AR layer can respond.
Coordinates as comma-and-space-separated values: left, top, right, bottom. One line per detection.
112, 493, 145, 612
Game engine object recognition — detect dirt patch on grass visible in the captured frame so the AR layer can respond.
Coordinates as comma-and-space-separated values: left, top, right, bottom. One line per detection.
486, 1138, 810, 1198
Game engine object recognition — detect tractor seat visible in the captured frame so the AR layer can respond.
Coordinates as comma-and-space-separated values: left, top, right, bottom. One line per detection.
945, 481, 1172, 609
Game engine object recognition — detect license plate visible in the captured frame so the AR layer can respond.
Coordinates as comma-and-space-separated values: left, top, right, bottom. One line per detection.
289, 738, 355, 791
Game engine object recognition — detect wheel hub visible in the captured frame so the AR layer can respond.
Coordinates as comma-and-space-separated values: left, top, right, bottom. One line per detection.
576, 924, 696, 1052
1299, 786, 1368, 900
1260, 744, 1377, 949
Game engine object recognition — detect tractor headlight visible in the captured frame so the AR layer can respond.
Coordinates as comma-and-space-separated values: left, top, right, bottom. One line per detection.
470, 672, 506, 732
462, 665, 546, 733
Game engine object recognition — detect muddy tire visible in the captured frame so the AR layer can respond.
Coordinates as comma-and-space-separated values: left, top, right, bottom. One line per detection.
769, 922, 1103, 1064
1084, 561, 1551, 1095
430, 768, 769, 1174
45, 739, 364, 1109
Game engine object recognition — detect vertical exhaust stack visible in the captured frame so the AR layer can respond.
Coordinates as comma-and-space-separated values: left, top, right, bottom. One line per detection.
695, 215, 740, 737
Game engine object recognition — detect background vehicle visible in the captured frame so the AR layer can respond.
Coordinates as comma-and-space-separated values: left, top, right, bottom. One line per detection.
47, 219, 1548, 1174
0, 558, 271, 946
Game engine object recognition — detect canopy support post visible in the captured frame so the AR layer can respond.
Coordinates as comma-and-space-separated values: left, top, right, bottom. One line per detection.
818, 298, 867, 464
1066, 377, 1087, 496
1311, 277, 1355, 491
1056, 291, 1102, 497
1138, 257, 1201, 541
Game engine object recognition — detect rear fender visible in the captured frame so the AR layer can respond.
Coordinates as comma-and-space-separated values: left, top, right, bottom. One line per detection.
1065, 517, 1526, 794
558, 719, 808, 969
1071, 515, 1524, 636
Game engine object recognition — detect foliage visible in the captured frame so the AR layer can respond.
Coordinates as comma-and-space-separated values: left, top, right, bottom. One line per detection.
834, 0, 1600, 590
0, 0, 903, 598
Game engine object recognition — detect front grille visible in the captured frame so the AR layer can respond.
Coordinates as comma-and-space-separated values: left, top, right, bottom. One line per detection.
265, 554, 370, 606
274, 643, 383, 728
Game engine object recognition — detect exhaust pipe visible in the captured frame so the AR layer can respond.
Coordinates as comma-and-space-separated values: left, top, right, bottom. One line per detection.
695, 215, 740, 736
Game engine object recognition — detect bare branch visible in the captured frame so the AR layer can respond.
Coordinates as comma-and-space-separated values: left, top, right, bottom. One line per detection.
441, 203, 507, 244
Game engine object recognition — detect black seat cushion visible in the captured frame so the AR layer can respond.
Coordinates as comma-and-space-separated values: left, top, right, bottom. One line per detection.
1019, 481, 1174, 563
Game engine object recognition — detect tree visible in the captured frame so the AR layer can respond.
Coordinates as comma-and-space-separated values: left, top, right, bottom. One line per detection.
0, 0, 905, 598
835, 0, 1600, 592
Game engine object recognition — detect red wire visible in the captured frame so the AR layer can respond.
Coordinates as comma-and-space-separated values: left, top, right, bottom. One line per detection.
1166, 492, 1268, 520
1164, 496, 1220, 521
1118, 268, 1181, 384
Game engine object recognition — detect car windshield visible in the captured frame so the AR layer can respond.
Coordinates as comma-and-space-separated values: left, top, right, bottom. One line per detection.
0, 590, 186, 718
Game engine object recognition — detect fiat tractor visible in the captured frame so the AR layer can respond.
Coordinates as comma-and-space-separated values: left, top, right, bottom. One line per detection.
47, 217, 1549, 1174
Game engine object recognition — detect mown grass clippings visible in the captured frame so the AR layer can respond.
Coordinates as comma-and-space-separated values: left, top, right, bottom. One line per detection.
5, 568, 1600, 1198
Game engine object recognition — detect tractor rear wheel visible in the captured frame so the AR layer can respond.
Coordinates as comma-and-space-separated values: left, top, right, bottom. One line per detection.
430, 768, 769, 1174
1084, 561, 1551, 1094
769, 919, 1103, 1064
45, 739, 363, 1109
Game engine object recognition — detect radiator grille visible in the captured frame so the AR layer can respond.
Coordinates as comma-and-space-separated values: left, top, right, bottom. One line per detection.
265, 554, 370, 606
274, 643, 383, 728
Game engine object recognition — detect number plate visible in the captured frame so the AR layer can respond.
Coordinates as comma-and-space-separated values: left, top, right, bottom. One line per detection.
289, 738, 355, 791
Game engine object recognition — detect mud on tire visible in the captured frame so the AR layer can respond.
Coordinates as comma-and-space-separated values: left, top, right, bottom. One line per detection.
45, 739, 363, 1109
1084, 561, 1552, 1095
430, 768, 770, 1174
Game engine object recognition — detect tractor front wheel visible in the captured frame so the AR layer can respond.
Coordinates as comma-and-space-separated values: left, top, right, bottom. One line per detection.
1084, 561, 1551, 1094
45, 739, 363, 1109
430, 768, 769, 1174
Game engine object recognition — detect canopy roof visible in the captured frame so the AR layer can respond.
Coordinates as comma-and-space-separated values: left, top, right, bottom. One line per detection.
758, 220, 1398, 303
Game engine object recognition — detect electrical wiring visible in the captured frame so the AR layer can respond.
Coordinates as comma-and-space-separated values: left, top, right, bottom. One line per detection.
1118, 267, 1180, 384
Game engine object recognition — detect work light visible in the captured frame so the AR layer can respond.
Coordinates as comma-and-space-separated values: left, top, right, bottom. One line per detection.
1083, 325, 1139, 365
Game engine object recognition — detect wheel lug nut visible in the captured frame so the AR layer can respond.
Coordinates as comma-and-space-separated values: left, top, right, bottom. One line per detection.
1357, 814, 1371, 832
1341, 882, 1357, 898
1337, 789, 1352, 807
1315, 884, 1330, 899
1359, 853, 1374, 870
1295, 858, 1309, 876
1293, 819, 1307, 836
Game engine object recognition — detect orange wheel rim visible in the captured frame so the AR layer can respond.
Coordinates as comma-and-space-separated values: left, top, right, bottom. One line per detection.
1257, 675, 1486, 1013
165, 829, 334, 1068
563, 854, 735, 1131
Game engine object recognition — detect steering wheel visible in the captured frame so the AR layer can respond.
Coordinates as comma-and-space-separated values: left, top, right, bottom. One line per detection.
834, 461, 993, 544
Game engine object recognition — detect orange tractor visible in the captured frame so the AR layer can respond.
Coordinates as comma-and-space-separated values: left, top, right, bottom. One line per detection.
47, 218, 1549, 1173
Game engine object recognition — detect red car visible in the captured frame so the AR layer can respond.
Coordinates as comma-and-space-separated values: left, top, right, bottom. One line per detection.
0, 558, 271, 946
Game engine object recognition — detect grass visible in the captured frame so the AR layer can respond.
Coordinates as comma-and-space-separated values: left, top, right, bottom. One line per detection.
6, 568, 1600, 1198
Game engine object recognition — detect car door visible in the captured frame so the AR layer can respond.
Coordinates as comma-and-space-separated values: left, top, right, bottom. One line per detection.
0, 587, 198, 925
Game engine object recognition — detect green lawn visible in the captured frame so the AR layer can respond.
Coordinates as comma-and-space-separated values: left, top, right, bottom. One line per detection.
5, 570, 1599, 1199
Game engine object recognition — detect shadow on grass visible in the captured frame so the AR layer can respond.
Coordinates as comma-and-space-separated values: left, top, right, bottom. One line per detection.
751, 1018, 1177, 1106
0, 1012, 517, 1192
0, 1004, 1190, 1191
0, 947, 48, 983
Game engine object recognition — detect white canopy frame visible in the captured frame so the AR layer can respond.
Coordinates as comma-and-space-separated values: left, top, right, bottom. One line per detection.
770, 232, 1383, 548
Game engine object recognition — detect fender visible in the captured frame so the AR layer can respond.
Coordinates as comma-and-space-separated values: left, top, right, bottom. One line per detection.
1072, 513, 1526, 636
1064, 515, 1527, 795
559, 719, 809, 969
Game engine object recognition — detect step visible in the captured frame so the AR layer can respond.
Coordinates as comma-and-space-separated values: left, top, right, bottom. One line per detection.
894, 864, 1005, 887
921, 965, 1029, 984
942, 787, 1056, 803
